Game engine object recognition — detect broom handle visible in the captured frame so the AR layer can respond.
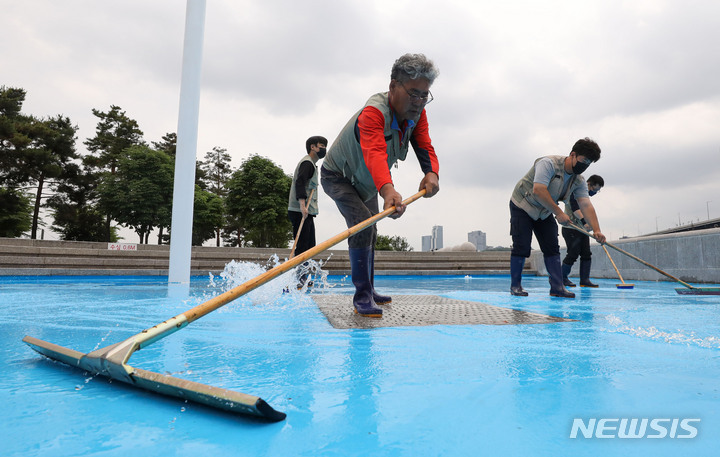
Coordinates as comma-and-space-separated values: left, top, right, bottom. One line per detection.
568, 222, 696, 289
184, 189, 427, 322
602, 245, 626, 284
289, 189, 314, 258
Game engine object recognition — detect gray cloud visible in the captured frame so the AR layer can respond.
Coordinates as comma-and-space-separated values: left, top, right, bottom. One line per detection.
3, 0, 719, 249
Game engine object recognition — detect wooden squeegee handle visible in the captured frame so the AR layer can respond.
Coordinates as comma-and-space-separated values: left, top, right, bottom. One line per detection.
183, 189, 427, 323
602, 245, 626, 284
567, 222, 696, 290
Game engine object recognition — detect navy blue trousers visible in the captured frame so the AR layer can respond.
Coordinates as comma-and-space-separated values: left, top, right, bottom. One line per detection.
561, 227, 592, 265
509, 200, 560, 258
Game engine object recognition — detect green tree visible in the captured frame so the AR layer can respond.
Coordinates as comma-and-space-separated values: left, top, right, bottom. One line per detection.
97, 145, 173, 243
192, 185, 224, 246
83, 105, 145, 241
375, 234, 413, 251
46, 162, 114, 241
198, 146, 233, 246
0, 187, 32, 237
151, 132, 179, 244
225, 155, 292, 248
1, 86, 32, 237
199, 147, 233, 194
1, 87, 78, 239
14, 115, 78, 239
0, 86, 28, 182
84, 105, 145, 173
152, 132, 222, 245
151, 132, 177, 157
0, 86, 24, 131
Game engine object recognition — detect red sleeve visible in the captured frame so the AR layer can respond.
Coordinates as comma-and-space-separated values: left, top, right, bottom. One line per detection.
357, 106, 394, 191
410, 110, 439, 176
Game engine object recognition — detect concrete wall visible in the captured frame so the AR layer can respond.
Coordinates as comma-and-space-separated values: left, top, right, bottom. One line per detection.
0, 238, 533, 276
531, 227, 720, 284
6, 228, 717, 283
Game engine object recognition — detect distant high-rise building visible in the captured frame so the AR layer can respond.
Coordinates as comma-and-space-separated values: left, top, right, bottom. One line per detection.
431, 225, 443, 251
468, 230, 487, 251
421, 235, 432, 252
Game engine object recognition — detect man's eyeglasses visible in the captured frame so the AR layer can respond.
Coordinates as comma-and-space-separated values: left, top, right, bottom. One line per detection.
400, 82, 433, 105
576, 156, 593, 165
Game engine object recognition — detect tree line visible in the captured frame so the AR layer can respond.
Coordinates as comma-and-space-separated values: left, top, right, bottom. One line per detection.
0, 85, 292, 247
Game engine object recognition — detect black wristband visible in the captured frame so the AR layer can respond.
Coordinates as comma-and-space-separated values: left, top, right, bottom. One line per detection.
580, 218, 587, 225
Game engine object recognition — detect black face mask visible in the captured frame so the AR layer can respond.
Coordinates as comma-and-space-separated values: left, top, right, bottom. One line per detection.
316, 147, 327, 159
588, 190, 597, 197
572, 159, 590, 175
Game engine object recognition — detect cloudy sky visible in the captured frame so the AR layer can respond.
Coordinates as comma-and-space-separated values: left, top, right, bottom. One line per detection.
3, 0, 720, 250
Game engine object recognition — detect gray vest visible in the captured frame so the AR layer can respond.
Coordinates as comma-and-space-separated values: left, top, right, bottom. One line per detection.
511, 155, 584, 220
323, 92, 413, 201
288, 155, 319, 215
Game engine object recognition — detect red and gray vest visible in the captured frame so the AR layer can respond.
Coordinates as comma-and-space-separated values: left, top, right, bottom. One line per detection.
323, 92, 414, 201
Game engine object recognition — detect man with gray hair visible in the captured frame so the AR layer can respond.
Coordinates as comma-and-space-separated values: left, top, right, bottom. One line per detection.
321, 53, 441, 318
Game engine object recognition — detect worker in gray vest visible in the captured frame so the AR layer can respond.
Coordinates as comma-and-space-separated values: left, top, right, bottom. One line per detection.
509, 138, 606, 298
561, 174, 605, 287
321, 53, 440, 317
288, 135, 327, 287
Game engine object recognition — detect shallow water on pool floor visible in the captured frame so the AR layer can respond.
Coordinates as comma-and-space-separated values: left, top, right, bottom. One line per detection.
1, 272, 719, 457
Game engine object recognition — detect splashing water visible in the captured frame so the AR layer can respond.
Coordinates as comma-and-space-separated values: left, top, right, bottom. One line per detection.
604, 314, 720, 349
204, 254, 338, 308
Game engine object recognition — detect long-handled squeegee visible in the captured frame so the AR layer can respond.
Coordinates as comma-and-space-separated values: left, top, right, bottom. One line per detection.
24, 190, 427, 421
602, 245, 634, 289
568, 222, 720, 295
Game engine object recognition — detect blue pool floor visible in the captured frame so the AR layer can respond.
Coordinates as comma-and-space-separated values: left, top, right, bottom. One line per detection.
1, 272, 719, 457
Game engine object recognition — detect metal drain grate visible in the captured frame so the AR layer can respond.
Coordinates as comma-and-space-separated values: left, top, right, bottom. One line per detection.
312, 294, 575, 329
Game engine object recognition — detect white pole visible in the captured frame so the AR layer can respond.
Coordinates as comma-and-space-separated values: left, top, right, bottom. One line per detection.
169, 0, 206, 287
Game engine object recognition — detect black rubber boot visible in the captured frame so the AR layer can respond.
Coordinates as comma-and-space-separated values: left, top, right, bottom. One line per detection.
562, 263, 576, 287
349, 247, 383, 317
510, 255, 529, 296
370, 249, 391, 305
545, 255, 575, 298
579, 259, 599, 287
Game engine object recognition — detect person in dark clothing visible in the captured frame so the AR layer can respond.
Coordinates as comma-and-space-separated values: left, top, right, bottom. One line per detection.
288, 135, 327, 287
561, 174, 605, 287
